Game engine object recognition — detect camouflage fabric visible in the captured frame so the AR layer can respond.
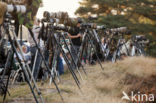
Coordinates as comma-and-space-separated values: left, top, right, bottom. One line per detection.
18, 0, 42, 29
5, 0, 27, 4
5, 0, 42, 29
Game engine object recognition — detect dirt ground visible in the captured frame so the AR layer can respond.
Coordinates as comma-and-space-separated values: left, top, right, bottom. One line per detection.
0, 56, 156, 103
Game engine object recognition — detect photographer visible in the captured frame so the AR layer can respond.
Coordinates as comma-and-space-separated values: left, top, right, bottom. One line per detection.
68, 21, 82, 69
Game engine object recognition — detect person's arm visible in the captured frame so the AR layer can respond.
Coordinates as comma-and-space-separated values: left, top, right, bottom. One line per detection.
68, 33, 81, 39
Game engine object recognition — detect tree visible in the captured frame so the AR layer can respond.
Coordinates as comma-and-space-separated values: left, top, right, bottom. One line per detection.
75, 0, 156, 56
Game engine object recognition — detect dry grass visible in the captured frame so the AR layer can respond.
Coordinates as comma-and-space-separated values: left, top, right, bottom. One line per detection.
0, 56, 156, 103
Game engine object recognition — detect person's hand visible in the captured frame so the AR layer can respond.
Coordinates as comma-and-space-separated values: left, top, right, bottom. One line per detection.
77, 33, 82, 38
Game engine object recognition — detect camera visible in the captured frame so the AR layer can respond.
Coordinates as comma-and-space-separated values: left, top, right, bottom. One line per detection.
132, 35, 149, 46
43, 11, 72, 25
134, 35, 147, 41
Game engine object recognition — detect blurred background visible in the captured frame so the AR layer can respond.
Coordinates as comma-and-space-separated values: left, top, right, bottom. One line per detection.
37, 0, 156, 57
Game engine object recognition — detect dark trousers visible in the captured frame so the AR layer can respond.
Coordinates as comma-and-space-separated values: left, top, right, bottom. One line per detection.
57, 56, 64, 75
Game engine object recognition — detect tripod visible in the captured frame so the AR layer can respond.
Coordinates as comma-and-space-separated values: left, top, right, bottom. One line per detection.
28, 26, 65, 102
111, 33, 130, 63
1, 13, 65, 103
0, 50, 12, 102
78, 28, 104, 70
0, 13, 45, 103
91, 29, 106, 60
43, 23, 82, 89
131, 38, 146, 56
63, 31, 87, 75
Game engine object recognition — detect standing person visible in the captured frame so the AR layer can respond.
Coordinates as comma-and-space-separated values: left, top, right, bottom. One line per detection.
29, 19, 42, 80
68, 20, 82, 69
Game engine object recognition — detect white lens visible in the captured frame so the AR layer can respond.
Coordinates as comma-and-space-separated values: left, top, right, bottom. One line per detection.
16, 5, 20, 12
7, 5, 26, 13
55, 19, 59, 23
20, 5, 26, 13
7, 5, 14, 12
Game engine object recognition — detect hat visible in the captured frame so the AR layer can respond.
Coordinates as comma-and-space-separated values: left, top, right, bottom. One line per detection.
0, 2, 7, 25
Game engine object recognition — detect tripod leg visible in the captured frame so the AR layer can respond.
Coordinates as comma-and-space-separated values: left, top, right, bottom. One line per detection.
61, 34, 84, 81
3, 64, 12, 102
66, 34, 87, 75
31, 50, 38, 81
92, 29, 106, 59
53, 34, 81, 89
124, 43, 130, 56
1, 50, 12, 80
9, 41, 40, 103
11, 68, 20, 85
112, 50, 117, 63
2, 53, 14, 102
9, 28, 44, 103
49, 51, 58, 85
78, 35, 90, 65
86, 34, 104, 70
1, 50, 14, 102
28, 29, 64, 102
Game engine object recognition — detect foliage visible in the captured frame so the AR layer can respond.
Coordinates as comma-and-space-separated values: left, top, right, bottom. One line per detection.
75, 0, 156, 57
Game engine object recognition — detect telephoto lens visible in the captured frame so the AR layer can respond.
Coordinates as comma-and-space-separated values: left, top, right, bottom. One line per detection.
80, 23, 96, 29
110, 27, 128, 34
7, 5, 26, 13
0, 2, 26, 24
96, 25, 106, 30
117, 27, 127, 33
54, 25, 68, 31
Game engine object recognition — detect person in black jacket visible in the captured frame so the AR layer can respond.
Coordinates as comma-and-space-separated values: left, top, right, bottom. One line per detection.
68, 22, 82, 69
